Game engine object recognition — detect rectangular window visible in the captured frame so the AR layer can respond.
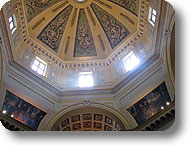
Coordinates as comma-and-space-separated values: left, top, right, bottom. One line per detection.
148, 7, 157, 27
31, 56, 47, 76
78, 72, 94, 88
8, 14, 17, 34
123, 51, 140, 71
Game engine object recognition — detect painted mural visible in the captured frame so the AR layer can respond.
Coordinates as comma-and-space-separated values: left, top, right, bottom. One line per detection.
91, 3, 130, 49
38, 5, 73, 52
107, 0, 139, 16
1, 91, 47, 130
24, 0, 63, 22
127, 82, 172, 125
74, 9, 97, 57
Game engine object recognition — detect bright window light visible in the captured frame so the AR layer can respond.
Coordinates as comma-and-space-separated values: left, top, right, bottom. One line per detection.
2, 110, 7, 114
8, 14, 17, 34
31, 57, 47, 76
79, 72, 94, 88
148, 7, 157, 27
123, 51, 140, 71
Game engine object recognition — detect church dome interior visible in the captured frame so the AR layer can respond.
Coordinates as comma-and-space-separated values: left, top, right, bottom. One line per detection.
0, 0, 175, 131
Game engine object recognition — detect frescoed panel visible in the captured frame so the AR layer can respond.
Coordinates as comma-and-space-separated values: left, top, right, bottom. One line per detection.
91, 3, 130, 49
38, 5, 73, 52
24, 0, 63, 22
127, 82, 172, 125
1, 91, 47, 130
74, 9, 97, 57
107, 0, 139, 16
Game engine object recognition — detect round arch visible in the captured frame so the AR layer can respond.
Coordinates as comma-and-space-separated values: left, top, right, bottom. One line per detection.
43, 103, 132, 131
166, 12, 175, 90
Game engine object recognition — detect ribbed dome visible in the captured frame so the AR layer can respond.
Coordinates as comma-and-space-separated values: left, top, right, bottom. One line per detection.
23, 0, 139, 62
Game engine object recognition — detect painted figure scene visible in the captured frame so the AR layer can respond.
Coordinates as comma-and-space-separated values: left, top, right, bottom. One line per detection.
2, 91, 46, 130
127, 82, 172, 125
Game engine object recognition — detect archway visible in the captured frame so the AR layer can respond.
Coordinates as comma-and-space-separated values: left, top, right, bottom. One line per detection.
44, 103, 131, 131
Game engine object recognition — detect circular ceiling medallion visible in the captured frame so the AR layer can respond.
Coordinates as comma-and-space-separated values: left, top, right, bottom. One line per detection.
73, 0, 88, 4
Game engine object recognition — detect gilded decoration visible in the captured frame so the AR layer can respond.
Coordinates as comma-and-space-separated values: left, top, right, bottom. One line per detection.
107, 0, 139, 16
91, 3, 130, 49
37, 5, 73, 52
74, 9, 97, 57
24, 0, 63, 22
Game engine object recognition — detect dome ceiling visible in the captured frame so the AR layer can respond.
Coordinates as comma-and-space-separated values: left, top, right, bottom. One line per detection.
23, 0, 139, 62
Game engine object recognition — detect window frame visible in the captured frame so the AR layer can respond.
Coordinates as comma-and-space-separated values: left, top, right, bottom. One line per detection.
8, 14, 17, 34
31, 56, 48, 76
78, 72, 94, 88
148, 7, 157, 27
123, 51, 140, 72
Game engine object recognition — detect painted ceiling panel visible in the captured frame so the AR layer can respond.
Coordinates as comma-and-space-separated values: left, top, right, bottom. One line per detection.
91, 3, 130, 49
24, 0, 64, 22
74, 9, 97, 57
21, 0, 140, 61
107, 0, 139, 16
37, 5, 73, 52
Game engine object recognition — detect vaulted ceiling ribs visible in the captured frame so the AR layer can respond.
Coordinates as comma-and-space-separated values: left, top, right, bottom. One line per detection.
25, 0, 139, 59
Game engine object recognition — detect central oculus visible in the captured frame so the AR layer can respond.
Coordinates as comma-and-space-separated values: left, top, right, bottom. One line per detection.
73, 0, 88, 4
